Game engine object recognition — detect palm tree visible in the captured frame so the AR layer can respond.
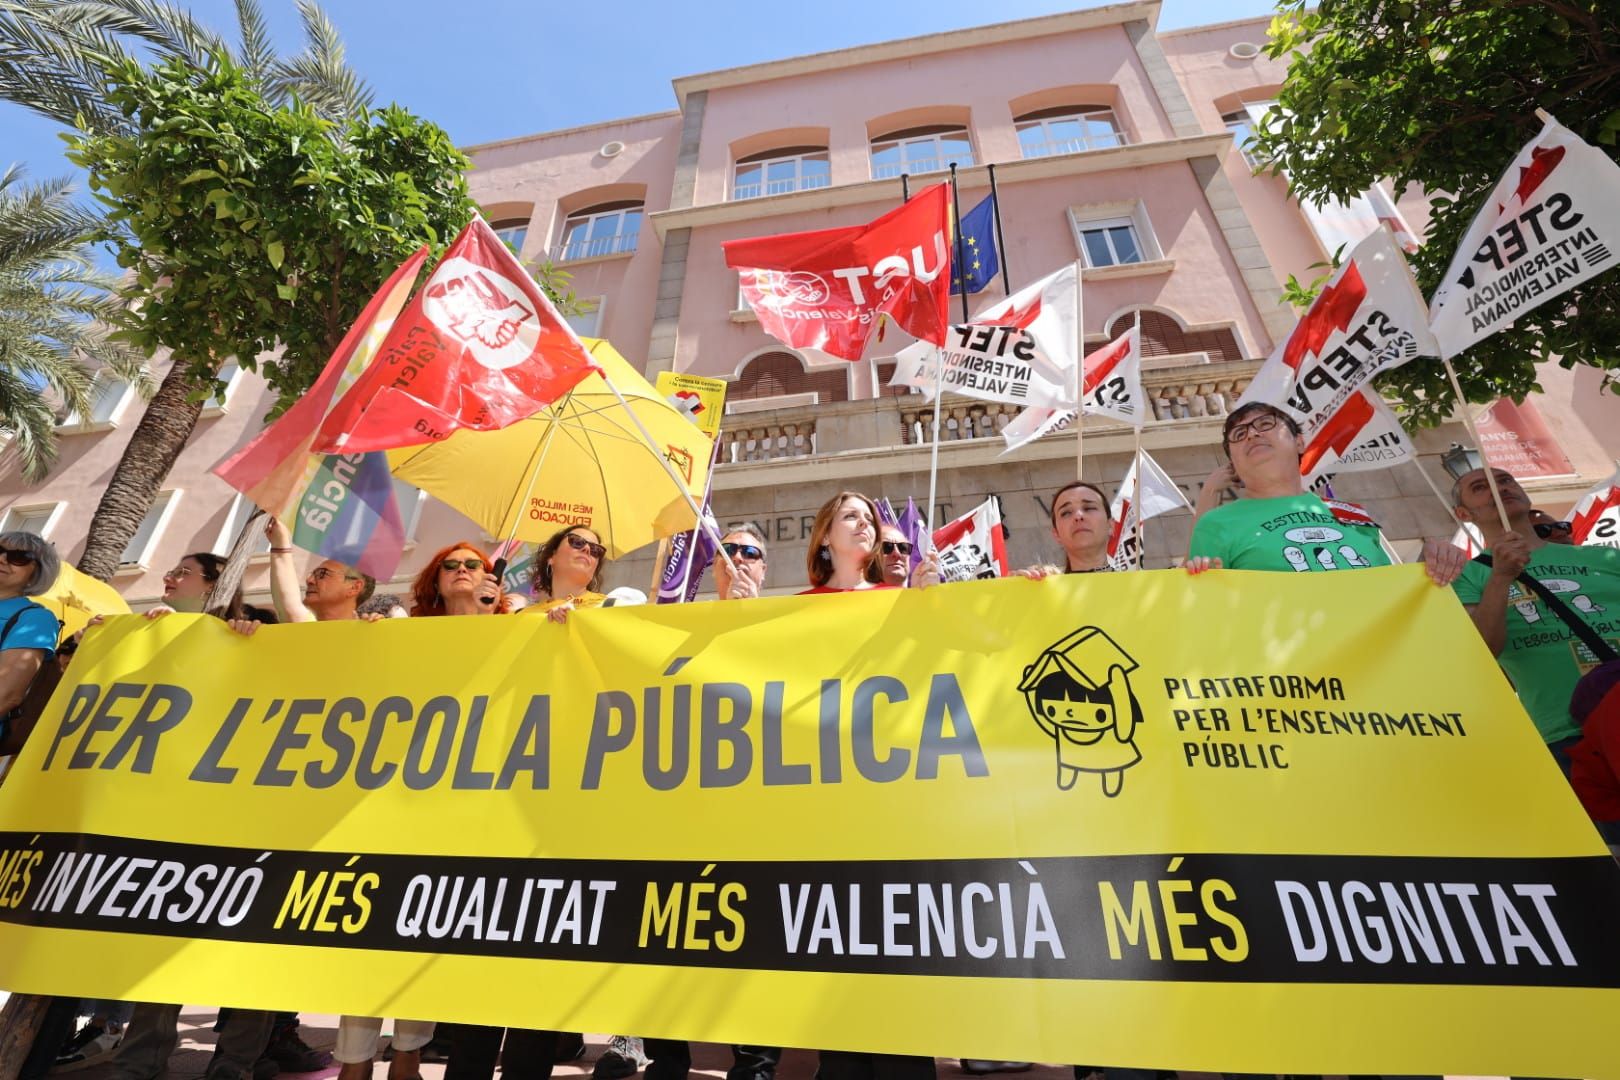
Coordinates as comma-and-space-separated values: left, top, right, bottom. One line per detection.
0, 164, 147, 481
0, 0, 381, 577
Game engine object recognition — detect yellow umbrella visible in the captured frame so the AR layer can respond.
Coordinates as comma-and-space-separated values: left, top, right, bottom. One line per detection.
36, 563, 131, 641
387, 339, 714, 559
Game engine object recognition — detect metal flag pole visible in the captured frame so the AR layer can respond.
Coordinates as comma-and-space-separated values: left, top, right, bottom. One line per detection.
986, 163, 1012, 295
900, 174, 911, 203
924, 166, 973, 535
1074, 259, 1087, 481
677, 434, 726, 601
948, 164, 971, 325
600, 372, 740, 579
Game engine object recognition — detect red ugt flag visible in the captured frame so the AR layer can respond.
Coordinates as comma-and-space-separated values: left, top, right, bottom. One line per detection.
723, 183, 951, 362
313, 217, 602, 455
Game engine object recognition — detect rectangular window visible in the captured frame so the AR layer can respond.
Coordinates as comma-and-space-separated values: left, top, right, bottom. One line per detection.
121, 490, 178, 568
215, 494, 272, 556
204, 361, 244, 412
60, 375, 133, 428
0, 503, 62, 538
1222, 110, 1264, 169
565, 297, 603, 338
494, 223, 528, 253
557, 207, 642, 261
1069, 206, 1161, 269
394, 480, 427, 541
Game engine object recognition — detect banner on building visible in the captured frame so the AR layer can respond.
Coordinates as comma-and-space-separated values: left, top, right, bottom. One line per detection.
655, 372, 729, 440
2, 569, 1619, 1078
1429, 113, 1620, 358
1473, 398, 1576, 480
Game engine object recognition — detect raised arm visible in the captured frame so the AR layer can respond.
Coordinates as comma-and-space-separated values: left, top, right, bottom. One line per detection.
266, 517, 315, 624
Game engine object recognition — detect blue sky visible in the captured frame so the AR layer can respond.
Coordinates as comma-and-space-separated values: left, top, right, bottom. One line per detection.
1, 0, 1278, 185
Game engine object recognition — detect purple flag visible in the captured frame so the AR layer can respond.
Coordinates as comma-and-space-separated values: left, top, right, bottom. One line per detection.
656, 509, 720, 604
896, 496, 926, 571
876, 497, 900, 528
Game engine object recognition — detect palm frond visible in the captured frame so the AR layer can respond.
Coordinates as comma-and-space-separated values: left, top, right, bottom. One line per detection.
47, 0, 228, 67
265, 0, 371, 122
232, 0, 271, 84
0, 5, 136, 134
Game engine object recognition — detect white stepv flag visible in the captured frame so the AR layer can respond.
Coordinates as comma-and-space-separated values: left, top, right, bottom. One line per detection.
1570, 465, 1620, 549
1429, 113, 1620, 358
1001, 323, 1147, 454
1239, 226, 1437, 445
1300, 388, 1419, 487
1107, 449, 1191, 571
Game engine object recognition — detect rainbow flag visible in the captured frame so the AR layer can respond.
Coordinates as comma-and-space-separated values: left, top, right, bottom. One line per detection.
213, 248, 430, 579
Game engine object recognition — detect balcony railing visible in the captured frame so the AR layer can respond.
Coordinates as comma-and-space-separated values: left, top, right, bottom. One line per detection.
553, 233, 639, 262
871, 155, 974, 181
1020, 133, 1127, 159
733, 174, 832, 201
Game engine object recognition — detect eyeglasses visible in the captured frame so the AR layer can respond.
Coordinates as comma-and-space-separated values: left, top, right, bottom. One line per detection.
722, 542, 765, 562
0, 547, 37, 567
564, 533, 606, 560
161, 566, 194, 580
880, 540, 913, 556
440, 558, 485, 573
309, 567, 360, 582
1533, 520, 1573, 539
1226, 413, 1283, 445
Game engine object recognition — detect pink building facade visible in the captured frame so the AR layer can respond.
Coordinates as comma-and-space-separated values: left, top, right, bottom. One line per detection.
4, 3, 1617, 602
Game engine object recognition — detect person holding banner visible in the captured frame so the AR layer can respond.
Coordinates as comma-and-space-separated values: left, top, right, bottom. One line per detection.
526, 525, 608, 620
800, 493, 939, 594
1187, 403, 1466, 585
408, 542, 508, 616
1017, 482, 1113, 577
879, 525, 914, 588
1451, 468, 1620, 818
714, 529, 767, 601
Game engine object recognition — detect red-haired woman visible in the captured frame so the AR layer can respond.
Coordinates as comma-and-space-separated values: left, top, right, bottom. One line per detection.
800, 491, 938, 594
409, 540, 508, 616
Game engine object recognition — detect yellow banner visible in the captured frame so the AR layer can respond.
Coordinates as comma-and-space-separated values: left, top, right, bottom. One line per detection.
655, 370, 728, 438
1, 566, 1617, 1078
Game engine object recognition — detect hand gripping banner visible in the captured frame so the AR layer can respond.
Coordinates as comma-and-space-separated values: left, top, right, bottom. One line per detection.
1, 567, 1618, 1078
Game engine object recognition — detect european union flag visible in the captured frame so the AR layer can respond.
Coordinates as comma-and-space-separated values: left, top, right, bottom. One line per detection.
950, 193, 999, 296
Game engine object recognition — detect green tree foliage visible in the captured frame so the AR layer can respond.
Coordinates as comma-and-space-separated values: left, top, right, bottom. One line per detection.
1255, 0, 1620, 425
0, 165, 148, 480
69, 53, 475, 407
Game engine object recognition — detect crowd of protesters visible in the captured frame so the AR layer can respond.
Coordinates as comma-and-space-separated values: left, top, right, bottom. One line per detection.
1, 400, 1617, 1080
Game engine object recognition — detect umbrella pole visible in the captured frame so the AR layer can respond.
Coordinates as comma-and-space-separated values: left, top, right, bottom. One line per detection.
601, 374, 741, 579
491, 392, 573, 584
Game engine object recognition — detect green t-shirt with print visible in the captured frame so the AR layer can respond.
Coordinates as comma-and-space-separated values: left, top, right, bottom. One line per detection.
1452, 543, 1620, 743
1188, 493, 1392, 573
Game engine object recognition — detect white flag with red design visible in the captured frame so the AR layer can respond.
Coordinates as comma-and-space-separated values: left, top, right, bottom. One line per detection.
1300, 388, 1419, 486
931, 497, 1008, 583
1430, 113, 1620, 358
887, 262, 1079, 407
1570, 466, 1620, 549
1451, 521, 1485, 559
1240, 227, 1436, 454
1107, 449, 1191, 571
313, 216, 602, 455
1000, 323, 1146, 453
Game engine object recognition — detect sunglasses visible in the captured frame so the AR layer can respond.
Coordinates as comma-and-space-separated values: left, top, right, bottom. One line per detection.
1533, 520, 1572, 539
310, 567, 360, 582
0, 547, 37, 567
722, 542, 764, 562
1226, 413, 1283, 445
564, 533, 606, 559
440, 558, 485, 572
880, 540, 913, 556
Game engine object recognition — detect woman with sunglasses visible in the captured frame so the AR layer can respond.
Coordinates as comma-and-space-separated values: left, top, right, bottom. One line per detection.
0, 531, 62, 751
800, 492, 939, 594
526, 525, 608, 621
408, 542, 508, 616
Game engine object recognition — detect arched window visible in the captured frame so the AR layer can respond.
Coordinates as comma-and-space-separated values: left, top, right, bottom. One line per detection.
869, 125, 973, 180
732, 351, 849, 404
1014, 106, 1125, 158
556, 200, 643, 262
490, 217, 530, 254
1106, 310, 1244, 365
733, 145, 831, 200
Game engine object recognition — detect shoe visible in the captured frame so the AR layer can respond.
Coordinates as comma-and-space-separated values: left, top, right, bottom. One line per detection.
415, 1036, 452, 1065
51, 1027, 122, 1074
960, 1064, 1032, 1076
554, 1033, 586, 1064
593, 1037, 648, 1080
263, 1027, 333, 1074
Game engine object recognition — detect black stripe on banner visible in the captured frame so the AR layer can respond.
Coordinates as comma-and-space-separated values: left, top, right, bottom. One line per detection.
2, 832, 1619, 988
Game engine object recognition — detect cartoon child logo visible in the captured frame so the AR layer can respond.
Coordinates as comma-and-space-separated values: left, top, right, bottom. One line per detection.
1018, 627, 1143, 798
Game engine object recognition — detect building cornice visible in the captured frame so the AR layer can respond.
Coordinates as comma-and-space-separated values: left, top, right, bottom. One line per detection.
463, 109, 682, 155
671, 1, 1162, 108
647, 133, 1232, 240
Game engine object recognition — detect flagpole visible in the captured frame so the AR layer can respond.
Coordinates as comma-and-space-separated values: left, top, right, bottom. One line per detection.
901, 175, 911, 203
1132, 428, 1144, 571
949, 164, 970, 324
987, 163, 1011, 295
601, 373, 740, 578
1440, 357, 1511, 530
1413, 457, 1468, 531
678, 434, 725, 601
1074, 258, 1086, 481
925, 165, 974, 536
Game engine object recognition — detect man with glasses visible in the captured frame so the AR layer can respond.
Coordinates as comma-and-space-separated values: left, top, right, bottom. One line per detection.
1188, 402, 1464, 584
878, 525, 914, 588
264, 517, 376, 623
714, 528, 768, 601
1452, 468, 1620, 813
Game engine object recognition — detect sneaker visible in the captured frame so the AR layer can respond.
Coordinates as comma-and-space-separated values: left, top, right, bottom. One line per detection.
592, 1037, 648, 1080
51, 1027, 122, 1074
263, 1027, 333, 1074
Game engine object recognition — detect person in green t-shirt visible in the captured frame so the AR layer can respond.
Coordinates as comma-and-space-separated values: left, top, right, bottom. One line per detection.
1186, 402, 1465, 584
1451, 466, 1620, 748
